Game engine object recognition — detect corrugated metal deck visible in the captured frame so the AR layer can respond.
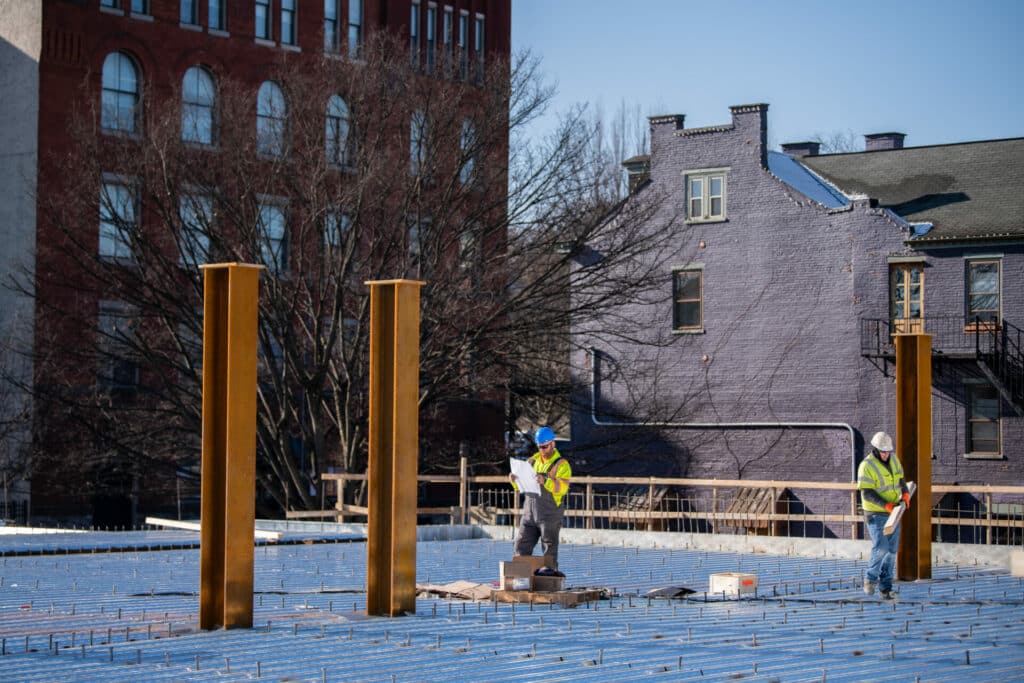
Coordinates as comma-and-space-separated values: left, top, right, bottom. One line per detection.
0, 531, 1021, 681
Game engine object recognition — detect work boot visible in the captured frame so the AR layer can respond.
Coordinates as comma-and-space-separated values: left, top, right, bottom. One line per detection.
862, 580, 876, 596
880, 589, 898, 600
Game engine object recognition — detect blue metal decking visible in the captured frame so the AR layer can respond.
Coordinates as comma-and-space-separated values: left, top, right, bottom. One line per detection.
0, 530, 1021, 681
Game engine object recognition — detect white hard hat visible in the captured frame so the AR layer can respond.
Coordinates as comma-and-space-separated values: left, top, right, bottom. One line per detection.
870, 431, 894, 452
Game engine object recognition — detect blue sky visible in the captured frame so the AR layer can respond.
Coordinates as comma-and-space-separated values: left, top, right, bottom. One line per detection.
512, 0, 1024, 153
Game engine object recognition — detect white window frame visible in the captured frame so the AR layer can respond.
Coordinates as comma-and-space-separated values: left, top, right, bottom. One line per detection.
684, 168, 728, 222
965, 258, 1001, 326
965, 381, 1002, 458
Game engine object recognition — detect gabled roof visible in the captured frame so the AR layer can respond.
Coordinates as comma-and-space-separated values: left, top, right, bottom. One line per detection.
800, 138, 1024, 243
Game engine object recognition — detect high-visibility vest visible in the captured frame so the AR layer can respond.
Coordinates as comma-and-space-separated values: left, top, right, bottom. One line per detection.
857, 453, 904, 513
512, 449, 572, 506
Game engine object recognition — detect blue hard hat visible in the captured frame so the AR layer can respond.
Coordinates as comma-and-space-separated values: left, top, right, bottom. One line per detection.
534, 426, 555, 445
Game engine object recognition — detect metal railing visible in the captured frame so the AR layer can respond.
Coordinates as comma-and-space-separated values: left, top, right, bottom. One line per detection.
292, 461, 1024, 546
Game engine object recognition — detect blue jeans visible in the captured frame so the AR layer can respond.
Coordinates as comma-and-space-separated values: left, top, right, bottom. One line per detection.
865, 512, 899, 591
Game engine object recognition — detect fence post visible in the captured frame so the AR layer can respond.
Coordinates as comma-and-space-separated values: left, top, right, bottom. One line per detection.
586, 483, 593, 530
985, 492, 992, 545
850, 490, 859, 539
711, 488, 718, 535
459, 456, 468, 525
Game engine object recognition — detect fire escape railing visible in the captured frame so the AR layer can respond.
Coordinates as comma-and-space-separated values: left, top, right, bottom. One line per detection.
861, 316, 1024, 415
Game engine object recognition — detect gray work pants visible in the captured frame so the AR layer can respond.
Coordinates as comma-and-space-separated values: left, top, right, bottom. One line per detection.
514, 493, 564, 570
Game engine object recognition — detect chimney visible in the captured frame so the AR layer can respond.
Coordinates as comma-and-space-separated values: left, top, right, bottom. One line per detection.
729, 103, 769, 168
864, 132, 905, 151
781, 141, 820, 158
622, 154, 650, 194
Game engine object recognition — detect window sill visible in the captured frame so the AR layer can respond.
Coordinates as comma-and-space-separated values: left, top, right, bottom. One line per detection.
129, 12, 153, 22
963, 452, 1004, 460
100, 6, 124, 17
673, 328, 704, 335
685, 217, 728, 225
255, 38, 276, 48
180, 22, 203, 32
281, 44, 301, 53
208, 29, 230, 38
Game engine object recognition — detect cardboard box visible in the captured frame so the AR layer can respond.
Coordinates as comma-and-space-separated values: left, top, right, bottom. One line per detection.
709, 572, 758, 596
514, 555, 548, 571
1011, 550, 1024, 577
531, 575, 565, 592
499, 560, 533, 590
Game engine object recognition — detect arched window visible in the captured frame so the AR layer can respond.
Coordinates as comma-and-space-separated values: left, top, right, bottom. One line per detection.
256, 81, 288, 157
182, 66, 216, 145
101, 52, 140, 133
325, 95, 353, 168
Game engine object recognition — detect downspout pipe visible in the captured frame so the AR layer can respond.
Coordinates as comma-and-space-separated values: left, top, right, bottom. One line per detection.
588, 348, 860, 481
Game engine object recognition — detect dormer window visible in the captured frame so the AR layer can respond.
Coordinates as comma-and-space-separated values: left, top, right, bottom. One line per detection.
685, 169, 727, 222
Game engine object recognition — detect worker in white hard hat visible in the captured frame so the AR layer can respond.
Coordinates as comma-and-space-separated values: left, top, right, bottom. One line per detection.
857, 431, 911, 600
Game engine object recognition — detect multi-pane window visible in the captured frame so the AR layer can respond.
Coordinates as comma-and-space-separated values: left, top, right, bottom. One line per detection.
443, 6, 454, 70
474, 14, 484, 82
179, 193, 213, 267
98, 301, 139, 391
101, 52, 140, 133
459, 118, 476, 185
255, 0, 272, 40
685, 170, 727, 221
967, 383, 1000, 455
326, 95, 353, 168
672, 269, 702, 330
889, 263, 924, 334
324, 210, 351, 248
426, 3, 437, 73
410, 110, 427, 176
208, 0, 225, 30
182, 66, 216, 145
324, 0, 340, 52
281, 0, 296, 45
409, 1, 420, 68
99, 180, 136, 260
458, 10, 468, 80
257, 201, 288, 273
180, 0, 198, 24
966, 259, 1000, 325
257, 81, 288, 157
348, 0, 363, 58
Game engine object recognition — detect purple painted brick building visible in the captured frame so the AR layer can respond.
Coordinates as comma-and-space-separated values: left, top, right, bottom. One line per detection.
569, 104, 1023, 538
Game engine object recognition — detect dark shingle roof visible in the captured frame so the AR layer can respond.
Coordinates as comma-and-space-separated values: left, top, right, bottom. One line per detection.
801, 138, 1024, 243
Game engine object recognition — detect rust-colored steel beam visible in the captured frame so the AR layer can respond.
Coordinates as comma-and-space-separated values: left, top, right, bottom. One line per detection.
895, 332, 932, 580
365, 279, 423, 617
199, 263, 262, 629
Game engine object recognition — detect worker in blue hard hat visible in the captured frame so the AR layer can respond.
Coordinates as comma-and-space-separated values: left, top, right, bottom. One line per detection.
509, 426, 572, 570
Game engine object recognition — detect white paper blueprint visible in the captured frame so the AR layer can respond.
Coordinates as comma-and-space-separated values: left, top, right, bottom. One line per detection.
510, 458, 541, 496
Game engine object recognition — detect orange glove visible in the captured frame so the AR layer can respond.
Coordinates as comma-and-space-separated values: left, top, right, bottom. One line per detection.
901, 492, 911, 508
884, 503, 896, 513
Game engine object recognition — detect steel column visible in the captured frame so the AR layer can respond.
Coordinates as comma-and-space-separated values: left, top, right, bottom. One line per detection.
365, 279, 423, 616
895, 333, 932, 580
199, 263, 262, 629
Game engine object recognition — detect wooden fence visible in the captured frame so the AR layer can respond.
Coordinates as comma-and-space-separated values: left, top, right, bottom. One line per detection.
285, 459, 1024, 545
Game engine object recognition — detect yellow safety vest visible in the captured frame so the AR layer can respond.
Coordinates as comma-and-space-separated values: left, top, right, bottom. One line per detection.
512, 449, 572, 506
857, 453, 904, 513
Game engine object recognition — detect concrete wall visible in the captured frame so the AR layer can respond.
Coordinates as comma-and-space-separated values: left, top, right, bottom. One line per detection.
0, 0, 41, 517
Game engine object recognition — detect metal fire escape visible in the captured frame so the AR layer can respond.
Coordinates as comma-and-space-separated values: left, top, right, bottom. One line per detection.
861, 316, 1024, 416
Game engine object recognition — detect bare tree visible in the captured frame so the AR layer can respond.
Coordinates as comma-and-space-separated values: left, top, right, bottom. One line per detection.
22, 34, 686, 517
811, 129, 862, 154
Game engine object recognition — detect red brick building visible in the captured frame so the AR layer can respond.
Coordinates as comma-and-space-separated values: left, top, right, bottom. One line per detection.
1, 0, 511, 524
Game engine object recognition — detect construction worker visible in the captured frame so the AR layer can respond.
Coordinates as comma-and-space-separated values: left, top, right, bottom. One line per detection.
509, 426, 572, 570
858, 431, 911, 600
